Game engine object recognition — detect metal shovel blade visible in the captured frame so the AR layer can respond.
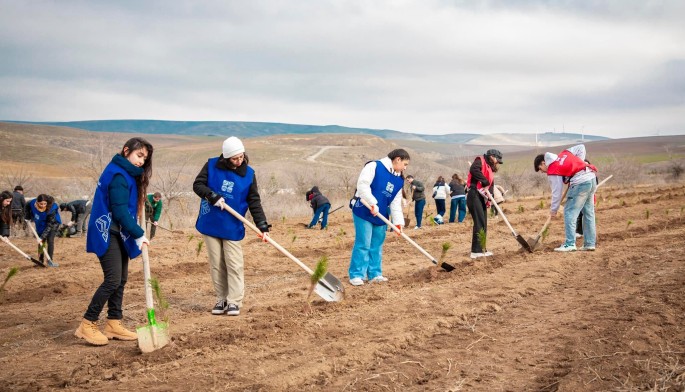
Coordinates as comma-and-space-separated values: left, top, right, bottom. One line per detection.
516, 234, 534, 253
437, 261, 456, 272
137, 322, 170, 353
314, 272, 345, 302
30, 257, 46, 268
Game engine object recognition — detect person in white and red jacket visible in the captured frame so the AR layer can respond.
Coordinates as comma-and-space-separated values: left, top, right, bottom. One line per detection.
534, 144, 598, 252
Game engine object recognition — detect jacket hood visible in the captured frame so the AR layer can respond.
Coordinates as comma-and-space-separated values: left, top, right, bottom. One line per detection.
544, 152, 558, 167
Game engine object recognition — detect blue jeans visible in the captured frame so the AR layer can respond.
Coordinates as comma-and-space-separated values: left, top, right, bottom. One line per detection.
449, 196, 466, 223
308, 203, 331, 229
414, 199, 426, 227
564, 180, 597, 247
348, 214, 387, 280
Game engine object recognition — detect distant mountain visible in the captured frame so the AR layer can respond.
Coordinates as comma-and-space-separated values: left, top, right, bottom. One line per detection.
5, 119, 608, 146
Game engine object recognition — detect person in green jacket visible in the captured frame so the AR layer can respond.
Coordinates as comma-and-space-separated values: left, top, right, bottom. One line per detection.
145, 192, 163, 239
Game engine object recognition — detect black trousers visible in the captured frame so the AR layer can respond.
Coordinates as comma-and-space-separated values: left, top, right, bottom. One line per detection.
467, 189, 488, 253
38, 232, 56, 262
84, 234, 129, 321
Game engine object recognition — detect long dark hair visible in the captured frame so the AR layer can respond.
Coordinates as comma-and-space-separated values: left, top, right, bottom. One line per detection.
120, 137, 154, 212
452, 173, 465, 185
36, 194, 55, 213
0, 190, 12, 224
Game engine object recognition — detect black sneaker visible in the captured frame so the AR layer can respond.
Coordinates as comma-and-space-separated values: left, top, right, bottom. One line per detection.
226, 304, 240, 316
211, 300, 227, 315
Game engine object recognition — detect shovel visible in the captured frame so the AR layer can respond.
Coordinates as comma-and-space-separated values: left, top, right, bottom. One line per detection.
153, 223, 183, 234
219, 201, 344, 302
527, 174, 613, 251
485, 190, 533, 253
358, 198, 456, 272
27, 222, 59, 267
137, 208, 170, 353
0, 236, 45, 267
136, 244, 170, 353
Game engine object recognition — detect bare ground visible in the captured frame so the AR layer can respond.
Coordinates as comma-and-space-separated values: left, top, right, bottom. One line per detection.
1, 183, 684, 391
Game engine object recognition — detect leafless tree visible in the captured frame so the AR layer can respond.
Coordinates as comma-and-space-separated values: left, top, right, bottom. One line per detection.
1, 166, 32, 192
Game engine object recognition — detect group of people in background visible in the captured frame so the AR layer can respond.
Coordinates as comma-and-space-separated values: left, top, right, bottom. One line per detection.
0, 134, 599, 349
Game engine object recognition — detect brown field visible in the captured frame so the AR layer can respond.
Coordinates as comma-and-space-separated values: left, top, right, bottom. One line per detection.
1, 122, 684, 391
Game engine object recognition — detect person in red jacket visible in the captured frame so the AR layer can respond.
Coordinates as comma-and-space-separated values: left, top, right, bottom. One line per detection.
534, 144, 598, 252
466, 149, 503, 259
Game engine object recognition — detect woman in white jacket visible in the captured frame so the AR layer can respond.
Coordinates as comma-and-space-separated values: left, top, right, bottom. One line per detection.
432, 176, 450, 224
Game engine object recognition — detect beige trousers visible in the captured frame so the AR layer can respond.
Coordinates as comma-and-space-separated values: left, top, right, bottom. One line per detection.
203, 235, 244, 306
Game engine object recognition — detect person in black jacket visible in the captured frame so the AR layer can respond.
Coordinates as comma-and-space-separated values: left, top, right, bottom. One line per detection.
406, 175, 426, 229
448, 173, 467, 223
193, 136, 270, 316
0, 190, 13, 237
11, 185, 27, 234
466, 149, 503, 259
60, 199, 92, 237
306, 186, 331, 230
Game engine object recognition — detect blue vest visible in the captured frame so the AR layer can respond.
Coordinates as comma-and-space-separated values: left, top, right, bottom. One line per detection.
352, 160, 404, 226
195, 158, 254, 241
29, 200, 62, 235
86, 162, 141, 259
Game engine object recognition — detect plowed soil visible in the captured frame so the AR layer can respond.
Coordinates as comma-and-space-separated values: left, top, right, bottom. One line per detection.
1, 183, 684, 391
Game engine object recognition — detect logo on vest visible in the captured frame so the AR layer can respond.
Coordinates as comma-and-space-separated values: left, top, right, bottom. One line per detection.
95, 213, 112, 243
34, 213, 39, 221
385, 182, 394, 193
200, 200, 210, 215
556, 155, 568, 166
221, 180, 234, 193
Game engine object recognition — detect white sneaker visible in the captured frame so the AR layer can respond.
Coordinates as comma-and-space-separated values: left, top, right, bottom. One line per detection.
370, 276, 388, 283
470, 252, 486, 259
413, 226, 421, 230
349, 277, 364, 286
483, 251, 493, 256
575, 233, 583, 238
554, 244, 577, 252
579, 246, 596, 251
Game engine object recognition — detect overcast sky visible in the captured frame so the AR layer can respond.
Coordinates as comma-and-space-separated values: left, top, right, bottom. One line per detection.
1, 0, 684, 138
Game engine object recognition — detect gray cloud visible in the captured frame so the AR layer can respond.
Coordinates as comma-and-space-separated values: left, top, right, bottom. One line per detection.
1, 0, 684, 137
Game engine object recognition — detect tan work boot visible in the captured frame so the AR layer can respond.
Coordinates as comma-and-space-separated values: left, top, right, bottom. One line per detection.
103, 319, 138, 341
74, 318, 109, 346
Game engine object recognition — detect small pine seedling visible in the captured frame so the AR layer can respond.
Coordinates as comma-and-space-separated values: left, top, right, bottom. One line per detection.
149, 277, 170, 322
539, 200, 544, 209
281, 215, 286, 224
440, 242, 452, 264
626, 220, 633, 229
621, 200, 627, 207
187, 233, 195, 243
196, 239, 204, 257
645, 209, 650, 219
541, 227, 550, 242
307, 256, 329, 305
477, 228, 487, 254
518, 205, 525, 213
0, 267, 19, 292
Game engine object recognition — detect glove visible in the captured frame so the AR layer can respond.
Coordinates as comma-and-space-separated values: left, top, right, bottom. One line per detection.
394, 225, 403, 236
369, 204, 379, 216
477, 188, 490, 200
207, 192, 224, 207
135, 236, 150, 250
257, 232, 270, 243
37, 238, 43, 245
152, 221, 158, 226
256, 222, 272, 233
67, 221, 74, 227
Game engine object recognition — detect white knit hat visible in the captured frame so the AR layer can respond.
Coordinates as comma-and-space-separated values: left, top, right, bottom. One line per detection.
222, 137, 245, 158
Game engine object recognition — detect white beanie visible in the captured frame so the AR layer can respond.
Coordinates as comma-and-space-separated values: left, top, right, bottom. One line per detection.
222, 136, 245, 158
